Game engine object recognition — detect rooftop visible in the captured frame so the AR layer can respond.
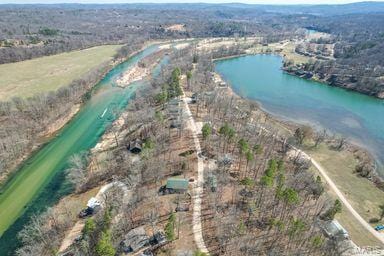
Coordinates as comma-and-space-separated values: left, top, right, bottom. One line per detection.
166, 178, 189, 190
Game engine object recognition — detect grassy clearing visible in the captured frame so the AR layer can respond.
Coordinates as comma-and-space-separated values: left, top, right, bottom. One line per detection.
0, 44, 122, 101
248, 41, 312, 64
306, 143, 384, 246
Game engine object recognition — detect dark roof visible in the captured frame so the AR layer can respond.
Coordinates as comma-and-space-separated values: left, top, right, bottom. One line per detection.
121, 226, 149, 252
128, 139, 142, 152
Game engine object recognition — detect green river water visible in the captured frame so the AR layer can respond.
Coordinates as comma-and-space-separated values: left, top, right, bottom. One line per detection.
0, 44, 160, 255
215, 54, 384, 174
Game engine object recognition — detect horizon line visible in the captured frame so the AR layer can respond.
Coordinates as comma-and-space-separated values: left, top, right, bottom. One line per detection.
1, 1, 384, 5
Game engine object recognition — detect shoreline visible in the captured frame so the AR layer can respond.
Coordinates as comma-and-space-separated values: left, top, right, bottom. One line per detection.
0, 104, 81, 187
0, 37, 190, 192
211, 70, 384, 246
213, 67, 384, 185
0, 40, 162, 188
212, 48, 384, 179
283, 68, 384, 100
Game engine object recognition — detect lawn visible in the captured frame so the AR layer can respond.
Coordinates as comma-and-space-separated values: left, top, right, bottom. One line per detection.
306, 143, 384, 247
0, 44, 122, 101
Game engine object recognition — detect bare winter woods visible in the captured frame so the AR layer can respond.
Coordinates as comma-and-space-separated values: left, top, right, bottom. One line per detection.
14, 44, 351, 255
0, 41, 143, 184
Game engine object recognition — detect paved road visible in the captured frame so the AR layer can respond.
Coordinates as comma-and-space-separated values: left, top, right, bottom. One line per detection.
181, 94, 210, 254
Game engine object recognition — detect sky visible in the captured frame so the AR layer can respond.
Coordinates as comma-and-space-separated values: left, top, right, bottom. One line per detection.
1, 0, 384, 4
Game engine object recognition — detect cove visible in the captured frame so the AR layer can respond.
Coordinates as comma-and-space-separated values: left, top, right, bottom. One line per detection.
215, 54, 384, 175
0, 44, 160, 254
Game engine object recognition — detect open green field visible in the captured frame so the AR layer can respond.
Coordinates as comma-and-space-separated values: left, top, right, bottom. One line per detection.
306, 143, 384, 247
0, 44, 122, 101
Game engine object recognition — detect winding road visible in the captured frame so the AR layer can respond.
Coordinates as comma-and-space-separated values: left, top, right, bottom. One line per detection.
307, 154, 384, 245
259, 118, 384, 245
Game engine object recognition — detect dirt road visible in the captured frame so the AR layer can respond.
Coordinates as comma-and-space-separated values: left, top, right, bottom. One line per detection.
181, 94, 209, 254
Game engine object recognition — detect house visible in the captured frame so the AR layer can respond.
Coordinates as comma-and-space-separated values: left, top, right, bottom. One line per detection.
207, 175, 217, 192
121, 226, 150, 253
127, 139, 142, 154
166, 178, 189, 194
191, 93, 198, 103
149, 231, 167, 246
322, 220, 349, 239
158, 178, 189, 195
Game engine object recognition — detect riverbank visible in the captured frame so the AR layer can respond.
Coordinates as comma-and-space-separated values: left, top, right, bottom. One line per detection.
116, 49, 166, 88
244, 38, 384, 99
283, 67, 384, 99
0, 105, 81, 186
0, 43, 162, 246
213, 65, 384, 247
0, 40, 166, 187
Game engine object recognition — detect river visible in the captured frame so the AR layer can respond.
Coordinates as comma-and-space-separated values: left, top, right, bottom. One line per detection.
215, 54, 384, 175
0, 44, 160, 255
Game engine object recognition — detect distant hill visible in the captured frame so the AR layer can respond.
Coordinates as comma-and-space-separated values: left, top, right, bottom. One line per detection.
1, 2, 384, 15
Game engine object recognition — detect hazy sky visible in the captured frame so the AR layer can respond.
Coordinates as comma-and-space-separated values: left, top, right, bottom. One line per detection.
2, 0, 384, 4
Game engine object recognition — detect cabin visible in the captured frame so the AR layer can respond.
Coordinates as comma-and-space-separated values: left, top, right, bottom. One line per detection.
167, 98, 182, 128
127, 139, 143, 154
120, 226, 149, 253
207, 175, 217, 192
322, 220, 349, 239
166, 178, 189, 194
191, 93, 198, 103
159, 178, 189, 195
149, 231, 167, 246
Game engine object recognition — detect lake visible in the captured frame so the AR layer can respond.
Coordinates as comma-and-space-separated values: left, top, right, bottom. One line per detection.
215, 54, 384, 175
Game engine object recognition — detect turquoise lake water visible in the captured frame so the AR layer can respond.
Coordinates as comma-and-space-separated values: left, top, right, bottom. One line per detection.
215, 54, 384, 174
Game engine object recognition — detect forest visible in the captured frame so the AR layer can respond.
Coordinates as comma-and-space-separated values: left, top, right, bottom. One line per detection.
1, 2, 384, 255
13, 43, 352, 256
1, 3, 383, 96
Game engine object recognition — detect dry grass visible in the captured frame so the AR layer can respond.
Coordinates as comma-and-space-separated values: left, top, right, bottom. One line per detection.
0, 44, 122, 100
306, 143, 384, 246
248, 41, 312, 64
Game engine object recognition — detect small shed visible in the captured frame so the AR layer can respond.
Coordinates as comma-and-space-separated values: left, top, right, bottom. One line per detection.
166, 178, 189, 194
120, 226, 149, 253
127, 139, 142, 154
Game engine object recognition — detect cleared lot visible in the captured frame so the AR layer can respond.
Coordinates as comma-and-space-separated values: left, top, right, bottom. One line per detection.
0, 44, 122, 100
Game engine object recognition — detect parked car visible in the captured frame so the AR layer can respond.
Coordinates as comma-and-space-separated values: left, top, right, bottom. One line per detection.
375, 225, 384, 231
141, 249, 154, 256
78, 197, 101, 218
79, 207, 93, 218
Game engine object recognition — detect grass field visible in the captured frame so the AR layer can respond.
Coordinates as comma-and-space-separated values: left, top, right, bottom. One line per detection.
0, 44, 122, 101
306, 143, 384, 247
248, 41, 312, 64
